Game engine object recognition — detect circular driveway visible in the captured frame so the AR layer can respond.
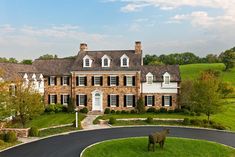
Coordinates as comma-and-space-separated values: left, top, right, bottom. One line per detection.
1, 126, 235, 157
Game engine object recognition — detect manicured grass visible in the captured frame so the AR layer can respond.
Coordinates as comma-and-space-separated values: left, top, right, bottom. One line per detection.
82, 137, 235, 157
113, 120, 182, 126
0, 141, 21, 151
8, 112, 86, 129
180, 63, 235, 86
39, 126, 80, 137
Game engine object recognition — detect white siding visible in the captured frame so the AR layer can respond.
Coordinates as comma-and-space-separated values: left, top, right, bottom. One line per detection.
142, 82, 178, 93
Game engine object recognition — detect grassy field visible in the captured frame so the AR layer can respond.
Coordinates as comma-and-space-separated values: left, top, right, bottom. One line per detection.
39, 126, 80, 137
180, 63, 235, 86
8, 112, 86, 129
0, 141, 21, 151
82, 137, 235, 157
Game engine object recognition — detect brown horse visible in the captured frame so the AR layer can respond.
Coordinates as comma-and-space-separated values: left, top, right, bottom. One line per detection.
148, 129, 170, 152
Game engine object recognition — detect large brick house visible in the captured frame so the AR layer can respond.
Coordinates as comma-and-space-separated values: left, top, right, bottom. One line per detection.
0, 42, 181, 111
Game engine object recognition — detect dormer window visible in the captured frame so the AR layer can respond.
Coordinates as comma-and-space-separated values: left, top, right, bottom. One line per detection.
146, 72, 153, 84
163, 72, 170, 84
101, 55, 111, 67
83, 55, 92, 67
120, 54, 129, 67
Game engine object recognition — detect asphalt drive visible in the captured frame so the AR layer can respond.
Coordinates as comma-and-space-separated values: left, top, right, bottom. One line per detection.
1, 126, 235, 157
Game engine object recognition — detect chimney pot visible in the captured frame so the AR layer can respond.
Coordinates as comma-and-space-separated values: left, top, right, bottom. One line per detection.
135, 41, 142, 54
80, 43, 88, 52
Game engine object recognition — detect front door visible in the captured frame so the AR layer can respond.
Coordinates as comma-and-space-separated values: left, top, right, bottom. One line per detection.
92, 91, 102, 111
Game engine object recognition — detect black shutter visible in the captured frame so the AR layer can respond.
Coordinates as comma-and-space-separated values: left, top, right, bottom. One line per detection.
124, 95, 126, 107
145, 96, 147, 106
85, 95, 87, 106
152, 96, 155, 106
67, 95, 70, 104
85, 77, 87, 86
162, 96, 164, 106
116, 95, 119, 107
133, 95, 136, 107
68, 77, 70, 85
100, 76, 103, 86
124, 76, 126, 86
108, 76, 110, 86
61, 77, 63, 85
61, 95, 63, 104
48, 95, 50, 104
132, 76, 136, 86
116, 76, 119, 86
108, 95, 110, 107
48, 77, 50, 85
54, 77, 57, 85
92, 76, 94, 86
170, 96, 172, 106
76, 77, 79, 86
55, 95, 57, 104
76, 95, 79, 106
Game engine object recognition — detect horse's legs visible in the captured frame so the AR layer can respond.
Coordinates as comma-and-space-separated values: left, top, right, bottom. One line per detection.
153, 143, 155, 152
148, 143, 151, 151
161, 140, 165, 149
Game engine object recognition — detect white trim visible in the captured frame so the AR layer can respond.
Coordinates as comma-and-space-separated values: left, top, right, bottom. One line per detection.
62, 94, 69, 105
49, 76, 55, 86
62, 76, 69, 86
146, 95, 153, 107
49, 94, 56, 104
146, 72, 153, 85
126, 76, 133, 86
92, 90, 103, 111
163, 72, 170, 85
125, 94, 134, 108
78, 76, 86, 86
94, 76, 102, 86
120, 54, 129, 67
109, 94, 118, 107
101, 54, 111, 68
110, 76, 117, 86
77, 94, 86, 107
72, 71, 139, 75
83, 55, 92, 67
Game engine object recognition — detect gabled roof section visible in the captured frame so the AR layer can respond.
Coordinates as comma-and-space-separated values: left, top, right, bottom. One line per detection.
0, 62, 39, 81
71, 50, 142, 71
140, 65, 181, 82
33, 58, 75, 76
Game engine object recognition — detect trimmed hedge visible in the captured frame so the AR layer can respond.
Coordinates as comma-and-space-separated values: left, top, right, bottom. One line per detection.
104, 108, 111, 114
29, 126, 39, 137
4, 131, 17, 143
80, 107, 88, 114
146, 117, 153, 124
109, 117, 116, 125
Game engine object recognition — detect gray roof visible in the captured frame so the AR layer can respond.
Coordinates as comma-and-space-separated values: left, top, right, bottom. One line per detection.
0, 62, 39, 81
33, 58, 75, 76
70, 50, 142, 71
140, 65, 181, 82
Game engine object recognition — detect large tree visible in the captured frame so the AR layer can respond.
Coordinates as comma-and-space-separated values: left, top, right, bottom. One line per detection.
11, 83, 44, 127
38, 54, 58, 60
21, 59, 33, 65
219, 49, 235, 71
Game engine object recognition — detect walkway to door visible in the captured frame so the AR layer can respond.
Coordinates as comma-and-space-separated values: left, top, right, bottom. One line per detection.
81, 112, 110, 130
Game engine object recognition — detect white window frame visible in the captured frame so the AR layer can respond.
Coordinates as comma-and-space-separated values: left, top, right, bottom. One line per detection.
110, 94, 117, 107
62, 94, 69, 105
147, 96, 153, 106
83, 55, 92, 67
110, 76, 117, 86
78, 94, 86, 106
120, 54, 129, 67
50, 94, 56, 104
94, 76, 101, 86
146, 72, 153, 85
63, 76, 69, 86
78, 76, 85, 86
126, 94, 134, 107
126, 76, 133, 86
163, 72, 170, 85
164, 96, 171, 106
50, 76, 55, 86
101, 55, 111, 67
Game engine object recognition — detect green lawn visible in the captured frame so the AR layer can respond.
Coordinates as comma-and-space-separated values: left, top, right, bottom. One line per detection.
39, 126, 80, 137
180, 63, 235, 86
0, 141, 21, 151
82, 137, 235, 157
8, 112, 86, 129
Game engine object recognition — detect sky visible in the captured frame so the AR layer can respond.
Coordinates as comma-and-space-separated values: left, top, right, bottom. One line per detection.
0, 0, 235, 60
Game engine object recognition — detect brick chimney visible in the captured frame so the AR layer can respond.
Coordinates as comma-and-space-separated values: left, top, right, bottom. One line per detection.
135, 41, 142, 54
80, 43, 88, 52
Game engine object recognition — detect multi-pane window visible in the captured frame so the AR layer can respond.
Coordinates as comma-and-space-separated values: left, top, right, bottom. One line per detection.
126, 76, 133, 86
63, 77, 69, 85
103, 58, 108, 67
62, 95, 69, 104
126, 95, 133, 107
164, 76, 170, 84
110, 76, 117, 86
77, 95, 86, 106
50, 95, 56, 104
78, 76, 85, 86
122, 58, 127, 66
147, 76, 153, 84
85, 59, 90, 67
110, 95, 117, 107
164, 96, 171, 106
94, 76, 101, 86
147, 96, 153, 106
50, 76, 55, 85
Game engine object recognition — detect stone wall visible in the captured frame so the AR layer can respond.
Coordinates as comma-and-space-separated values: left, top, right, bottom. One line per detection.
0, 128, 29, 138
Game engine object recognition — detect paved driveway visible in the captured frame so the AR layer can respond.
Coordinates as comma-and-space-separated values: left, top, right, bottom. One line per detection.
1, 126, 235, 157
